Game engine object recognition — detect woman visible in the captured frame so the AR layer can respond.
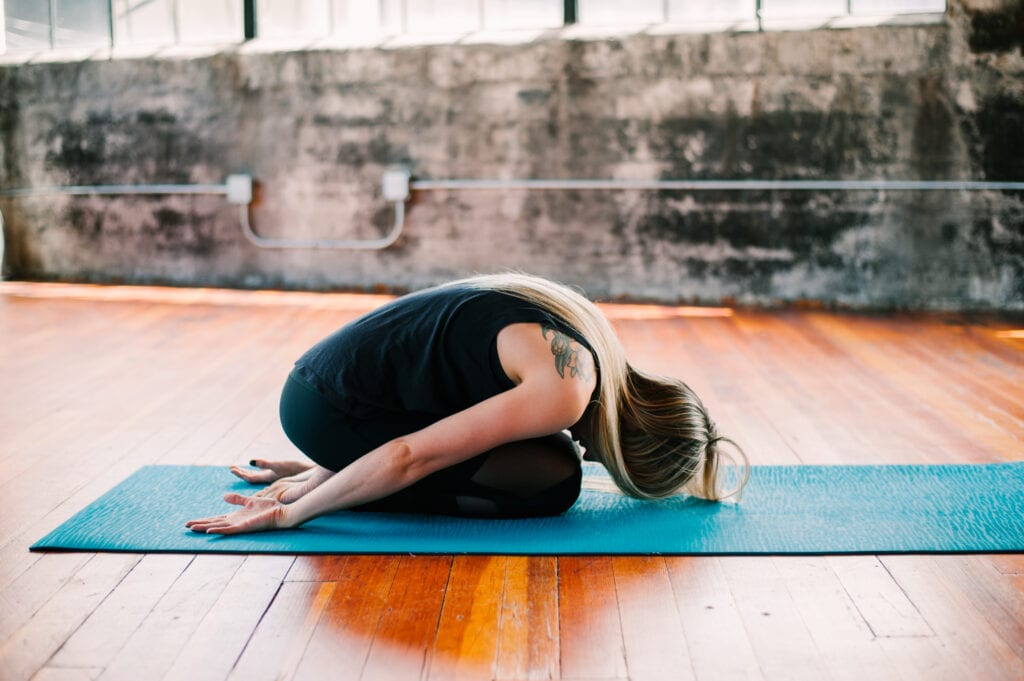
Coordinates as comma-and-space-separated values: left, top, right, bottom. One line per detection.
186, 273, 749, 535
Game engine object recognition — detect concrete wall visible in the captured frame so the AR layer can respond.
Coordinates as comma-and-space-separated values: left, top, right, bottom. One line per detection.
1, 0, 1022, 309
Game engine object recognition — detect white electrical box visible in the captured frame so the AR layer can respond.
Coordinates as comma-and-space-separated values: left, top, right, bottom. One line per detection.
382, 167, 411, 202
226, 174, 253, 204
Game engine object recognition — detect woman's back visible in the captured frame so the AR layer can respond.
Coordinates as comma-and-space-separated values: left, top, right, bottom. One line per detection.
292, 284, 592, 419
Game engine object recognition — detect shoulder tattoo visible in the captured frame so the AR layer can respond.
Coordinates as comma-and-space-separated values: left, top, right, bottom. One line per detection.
541, 323, 595, 382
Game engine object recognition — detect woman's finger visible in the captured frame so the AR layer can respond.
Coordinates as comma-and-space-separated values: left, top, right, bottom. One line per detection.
230, 466, 275, 484
223, 492, 251, 506
187, 522, 219, 533
186, 514, 227, 528
252, 459, 311, 477
206, 525, 240, 535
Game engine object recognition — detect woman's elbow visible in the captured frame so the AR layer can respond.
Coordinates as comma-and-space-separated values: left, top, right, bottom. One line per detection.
388, 438, 432, 487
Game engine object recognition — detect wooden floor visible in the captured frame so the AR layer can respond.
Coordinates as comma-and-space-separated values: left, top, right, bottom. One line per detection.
1, 281, 1023, 681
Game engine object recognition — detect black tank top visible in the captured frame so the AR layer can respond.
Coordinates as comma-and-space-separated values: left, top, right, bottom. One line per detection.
292, 284, 594, 420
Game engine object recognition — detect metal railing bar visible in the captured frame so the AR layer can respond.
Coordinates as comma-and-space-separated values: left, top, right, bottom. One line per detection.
0, 183, 230, 197
409, 178, 1024, 191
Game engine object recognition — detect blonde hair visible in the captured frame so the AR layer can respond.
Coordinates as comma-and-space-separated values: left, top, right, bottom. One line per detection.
449, 272, 751, 502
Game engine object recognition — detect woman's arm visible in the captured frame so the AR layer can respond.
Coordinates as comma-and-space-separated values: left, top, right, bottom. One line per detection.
187, 322, 597, 535
189, 370, 592, 534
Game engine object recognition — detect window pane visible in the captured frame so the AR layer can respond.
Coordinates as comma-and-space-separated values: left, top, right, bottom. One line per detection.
4, 0, 51, 51
380, 0, 403, 33
405, 0, 481, 34
332, 0, 384, 35
177, 0, 243, 43
54, 0, 110, 47
852, 0, 945, 13
668, 0, 754, 22
761, 0, 847, 17
483, 0, 562, 29
579, 0, 664, 24
258, 0, 331, 39
114, 0, 177, 46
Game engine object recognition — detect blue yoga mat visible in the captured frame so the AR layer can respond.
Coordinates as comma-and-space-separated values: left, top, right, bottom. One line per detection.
31, 462, 1024, 555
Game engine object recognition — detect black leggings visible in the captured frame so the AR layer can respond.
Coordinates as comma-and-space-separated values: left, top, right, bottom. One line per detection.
278, 370, 582, 518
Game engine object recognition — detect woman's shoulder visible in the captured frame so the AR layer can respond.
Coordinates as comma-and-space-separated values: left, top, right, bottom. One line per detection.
496, 322, 597, 413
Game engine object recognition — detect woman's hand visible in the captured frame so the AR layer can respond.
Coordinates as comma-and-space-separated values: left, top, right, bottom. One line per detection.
252, 476, 307, 502
185, 493, 289, 535
230, 459, 313, 485
252, 466, 335, 504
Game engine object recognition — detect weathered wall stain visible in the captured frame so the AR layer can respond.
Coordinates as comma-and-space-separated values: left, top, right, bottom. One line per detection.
966, 0, 1024, 53
972, 92, 1024, 181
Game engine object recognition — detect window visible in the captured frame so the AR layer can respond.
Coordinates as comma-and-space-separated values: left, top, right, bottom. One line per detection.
0, 0, 947, 54
759, 0, 945, 28
4, 0, 110, 51
115, 0, 242, 47
256, 0, 333, 40
668, 1, 754, 24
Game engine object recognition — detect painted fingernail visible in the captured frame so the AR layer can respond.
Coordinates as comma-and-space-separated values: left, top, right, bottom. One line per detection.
249, 460, 256, 466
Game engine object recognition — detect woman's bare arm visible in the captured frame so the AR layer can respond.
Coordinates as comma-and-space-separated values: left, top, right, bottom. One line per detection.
187, 323, 597, 535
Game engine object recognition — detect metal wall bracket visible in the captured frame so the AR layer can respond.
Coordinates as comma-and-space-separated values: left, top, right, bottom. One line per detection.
237, 168, 410, 250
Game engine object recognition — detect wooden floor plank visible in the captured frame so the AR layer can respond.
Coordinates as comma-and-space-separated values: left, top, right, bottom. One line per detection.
874, 635, 973, 681
292, 555, 400, 681
881, 555, 1024, 681
427, 555, 506, 681
47, 554, 193, 670
494, 556, 560, 681
0, 309, 287, 547
825, 555, 933, 638
164, 555, 295, 681
665, 557, 763, 681
929, 555, 1024, 662
717, 557, 828, 681
359, 556, 452, 681
96, 555, 245, 681
29, 667, 102, 681
725, 313, 865, 465
227, 580, 335, 681
803, 313, 1015, 461
771, 557, 900, 681
674, 316, 808, 465
0, 553, 94, 644
558, 556, 628, 680
285, 555, 353, 583
787, 313, 959, 465
990, 554, 1024, 575
612, 556, 694, 681
0, 553, 141, 681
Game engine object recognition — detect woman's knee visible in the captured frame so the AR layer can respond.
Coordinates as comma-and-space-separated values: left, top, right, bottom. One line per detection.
466, 432, 583, 517
278, 373, 360, 471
